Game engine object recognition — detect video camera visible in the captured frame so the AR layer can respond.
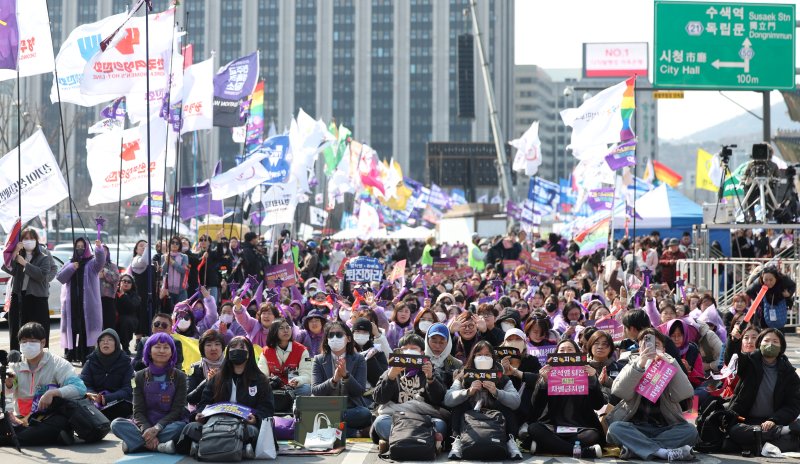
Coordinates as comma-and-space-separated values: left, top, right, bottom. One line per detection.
720, 144, 737, 164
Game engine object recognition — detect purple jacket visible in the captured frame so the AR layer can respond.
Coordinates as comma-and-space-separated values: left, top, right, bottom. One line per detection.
57, 246, 106, 350
234, 307, 270, 347
386, 321, 413, 350
195, 296, 220, 335
296, 329, 325, 357
211, 320, 247, 344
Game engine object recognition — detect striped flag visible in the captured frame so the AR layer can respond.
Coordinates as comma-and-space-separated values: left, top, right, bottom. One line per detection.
2, 218, 20, 269
574, 217, 610, 257
653, 160, 683, 187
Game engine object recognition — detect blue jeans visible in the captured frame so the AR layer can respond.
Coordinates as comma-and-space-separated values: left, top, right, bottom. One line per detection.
207, 287, 219, 302
168, 290, 188, 307
111, 418, 185, 453
293, 383, 311, 397
343, 406, 372, 437
607, 421, 698, 459
372, 413, 447, 441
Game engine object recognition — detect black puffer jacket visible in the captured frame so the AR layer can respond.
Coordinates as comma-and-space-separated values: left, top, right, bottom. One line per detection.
727, 351, 800, 425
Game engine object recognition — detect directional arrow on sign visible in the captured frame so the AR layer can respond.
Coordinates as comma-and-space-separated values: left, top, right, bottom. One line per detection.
712, 38, 753, 73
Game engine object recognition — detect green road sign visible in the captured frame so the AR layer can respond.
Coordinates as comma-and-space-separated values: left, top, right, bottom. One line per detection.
654, 1, 795, 90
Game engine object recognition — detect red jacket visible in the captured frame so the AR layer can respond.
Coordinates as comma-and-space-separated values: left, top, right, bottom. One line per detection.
262, 341, 306, 385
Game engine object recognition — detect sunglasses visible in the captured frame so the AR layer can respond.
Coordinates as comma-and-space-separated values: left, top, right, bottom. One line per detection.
327, 332, 345, 339
153, 321, 170, 329
120, 280, 133, 285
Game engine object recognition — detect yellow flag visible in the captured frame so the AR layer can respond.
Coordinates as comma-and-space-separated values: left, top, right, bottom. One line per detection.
696, 148, 718, 192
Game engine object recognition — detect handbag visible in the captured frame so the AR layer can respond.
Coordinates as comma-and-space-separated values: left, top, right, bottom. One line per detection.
273, 415, 296, 441
303, 412, 337, 451
255, 417, 278, 459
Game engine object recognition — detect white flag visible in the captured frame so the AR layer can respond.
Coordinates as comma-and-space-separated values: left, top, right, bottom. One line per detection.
86, 125, 167, 206
309, 206, 327, 227
0, 0, 54, 82
80, 8, 175, 97
708, 153, 723, 188
0, 130, 68, 232
180, 56, 214, 134
125, 33, 184, 125
560, 78, 628, 152
510, 121, 542, 177
261, 178, 299, 227
51, 12, 127, 106
357, 203, 380, 238
209, 154, 270, 200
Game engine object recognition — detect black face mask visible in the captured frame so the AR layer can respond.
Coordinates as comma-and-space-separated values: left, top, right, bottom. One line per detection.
545, 303, 557, 313
228, 349, 248, 365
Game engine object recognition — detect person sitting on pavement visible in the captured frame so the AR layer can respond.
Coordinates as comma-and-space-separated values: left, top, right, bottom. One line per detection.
258, 317, 313, 397
232, 297, 280, 347
111, 333, 187, 454
80, 328, 135, 421
606, 328, 697, 461
4, 322, 87, 446
351, 317, 388, 392
210, 301, 247, 344
132, 313, 184, 371
186, 329, 226, 407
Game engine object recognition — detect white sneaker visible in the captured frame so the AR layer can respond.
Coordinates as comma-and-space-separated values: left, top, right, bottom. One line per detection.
189, 442, 199, 457
244, 443, 255, 459
530, 440, 537, 455
589, 444, 603, 458
156, 440, 176, 454
666, 445, 693, 461
448, 437, 463, 460
507, 434, 523, 460
121, 441, 129, 454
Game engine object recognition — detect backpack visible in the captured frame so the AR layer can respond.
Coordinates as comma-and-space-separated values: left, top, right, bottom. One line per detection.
197, 415, 246, 462
55, 397, 111, 443
384, 412, 436, 461
694, 398, 739, 453
460, 409, 508, 461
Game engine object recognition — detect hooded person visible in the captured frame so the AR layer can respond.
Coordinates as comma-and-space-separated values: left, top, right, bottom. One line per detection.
57, 237, 106, 363
658, 319, 704, 387
424, 322, 462, 387
496, 308, 522, 333
80, 328, 135, 420
295, 309, 328, 357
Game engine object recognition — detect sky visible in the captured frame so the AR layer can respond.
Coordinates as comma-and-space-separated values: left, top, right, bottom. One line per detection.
514, 0, 799, 140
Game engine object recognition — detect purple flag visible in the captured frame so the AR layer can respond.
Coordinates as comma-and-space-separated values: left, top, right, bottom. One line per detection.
604, 139, 637, 170
136, 192, 164, 218
179, 182, 223, 220
586, 188, 614, 211
626, 203, 643, 220
213, 52, 259, 127
0, 0, 18, 71
101, 97, 127, 120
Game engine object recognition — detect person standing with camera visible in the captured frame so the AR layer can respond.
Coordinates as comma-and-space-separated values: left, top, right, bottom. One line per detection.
1, 229, 57, 351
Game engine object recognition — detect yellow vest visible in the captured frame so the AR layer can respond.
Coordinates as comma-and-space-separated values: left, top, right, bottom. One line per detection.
468, 243, 485, 272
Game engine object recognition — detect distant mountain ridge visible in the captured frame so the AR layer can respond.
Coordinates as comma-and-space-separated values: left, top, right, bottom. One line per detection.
666, 101, 799, 144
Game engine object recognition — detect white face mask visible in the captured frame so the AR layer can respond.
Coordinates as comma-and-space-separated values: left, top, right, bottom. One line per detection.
220, 314, 234, 324
339, 309, 351, 322
444, 283, 453, 291
418, 320, 433, 333
353, 333, 370, 346
177, 319, 191, 331
20, 341, 42, 359
435, 312, 447, 322
474, 355, 493, 370
501, 322, 515, 333
21, 240, 36, 251
403, 349, 422, 356
328, 336, 347, 352
182, 245, 189, 252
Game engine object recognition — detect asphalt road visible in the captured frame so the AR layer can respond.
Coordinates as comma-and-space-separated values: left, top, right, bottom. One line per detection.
0, 322, 795, 463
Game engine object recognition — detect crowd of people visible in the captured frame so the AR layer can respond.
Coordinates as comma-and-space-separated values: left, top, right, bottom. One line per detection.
0, 225, 799, 460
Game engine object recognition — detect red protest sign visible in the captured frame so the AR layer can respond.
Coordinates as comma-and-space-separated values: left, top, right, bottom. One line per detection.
264, 263, 297, 288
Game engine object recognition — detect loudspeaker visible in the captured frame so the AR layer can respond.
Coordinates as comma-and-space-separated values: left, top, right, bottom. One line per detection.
457, 34, 475, 119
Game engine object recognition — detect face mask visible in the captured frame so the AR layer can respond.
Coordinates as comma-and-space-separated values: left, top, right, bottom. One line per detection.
177, 319, 191, 331
436, 312, 447, 322
20, 341, 41, 359
505, 341, 526, 353
339, 309, 351, 322
353, 334, 370, 346
418, 320, 433, 333
545, 303, 557, 313
228, 349, 248, 365
328, 337, 347, 352
182, 245, 189, 252
501, 322, 515, 333
403, 349, 422, 356
21, 240, 36, 251
474, 355, 493, 370
444, 283, 453, 291
760, 343, 781, 358
220, 314, 234, 324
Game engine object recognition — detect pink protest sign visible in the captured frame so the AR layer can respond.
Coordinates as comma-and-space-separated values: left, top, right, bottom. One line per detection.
594, 318, 625, 342
265, 263, 297, 288
635, 358, 677, 403
547, 354, 589, 396
432, 258, 458, 276
548, 365, 589, 395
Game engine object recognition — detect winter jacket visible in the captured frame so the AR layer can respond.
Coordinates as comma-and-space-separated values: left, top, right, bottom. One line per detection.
1, 245, 57, 298
80, 349, 134, 404
6, 351, 87, 416
132, 368, 187, 431
373, 369, 446, 407
99, 261, 121, 299
196, 370, 275, 428
311, 352, 368, 409
57, 246, 106, 350
444, 371, 521, 411
530, 372, 605, 438
608, 353, 693, 426
727, 351, 800, 425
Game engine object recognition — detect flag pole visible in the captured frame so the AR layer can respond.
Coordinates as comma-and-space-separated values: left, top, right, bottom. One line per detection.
116, 137, 124, 264
607, 183, 616, 258
145, 3, 154, 316
16, 69, 21, 223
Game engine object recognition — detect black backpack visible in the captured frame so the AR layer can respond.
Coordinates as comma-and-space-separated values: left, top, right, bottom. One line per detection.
383, 412, 436, 461
197, 415, 246, 462
55, 397, 111, 443
694, 398, 739, 453
460, 409, 508, 461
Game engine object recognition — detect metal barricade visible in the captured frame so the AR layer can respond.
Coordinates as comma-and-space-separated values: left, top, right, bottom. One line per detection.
676, 258, 800, 326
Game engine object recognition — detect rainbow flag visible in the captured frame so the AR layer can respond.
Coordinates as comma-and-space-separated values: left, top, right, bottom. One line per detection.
574, 217, 610, 257
246, 81, 264, 152
619, 76, 636, 141
653, 160, 683, 187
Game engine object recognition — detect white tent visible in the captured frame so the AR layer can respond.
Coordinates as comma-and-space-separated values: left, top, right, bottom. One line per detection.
389, 226, 434, 240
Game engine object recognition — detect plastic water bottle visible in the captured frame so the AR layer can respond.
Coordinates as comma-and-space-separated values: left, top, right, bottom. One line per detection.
573, 441, 581, 459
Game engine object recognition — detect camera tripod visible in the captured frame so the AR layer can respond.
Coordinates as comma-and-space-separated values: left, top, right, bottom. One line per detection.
713, 152, 747, 224
740, 176, 781, 223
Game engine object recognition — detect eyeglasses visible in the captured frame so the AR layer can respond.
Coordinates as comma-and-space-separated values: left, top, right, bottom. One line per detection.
153, 321, 170, 329
328, 332, 345, 339
477, 312, 494, 318
461, 324, 476, 331
120, 280, 133, 285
